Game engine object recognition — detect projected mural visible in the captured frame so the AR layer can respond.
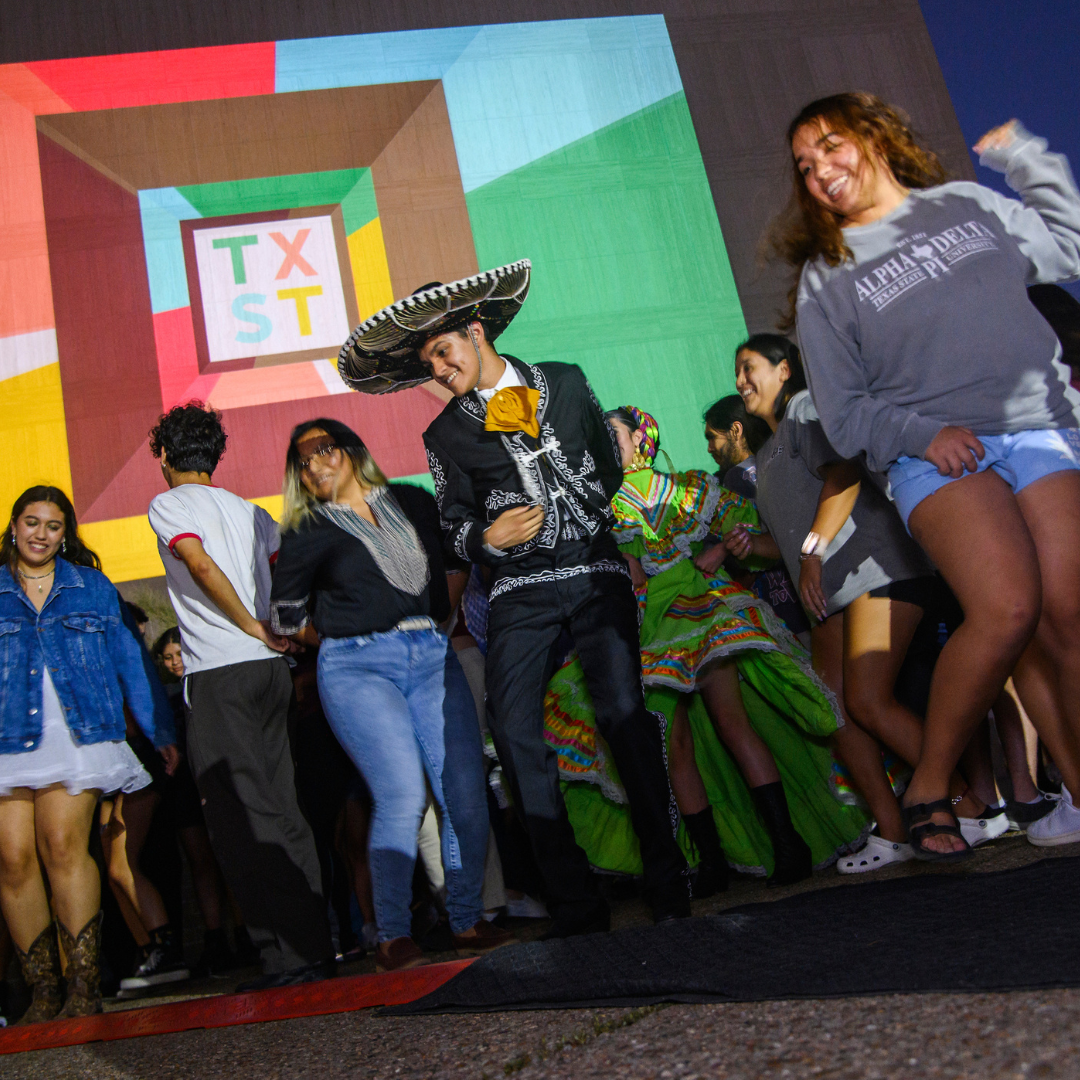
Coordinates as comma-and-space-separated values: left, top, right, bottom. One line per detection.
0, 18, 746, 580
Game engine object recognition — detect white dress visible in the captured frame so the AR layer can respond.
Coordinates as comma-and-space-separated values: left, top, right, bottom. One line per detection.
0, 669, 151, 797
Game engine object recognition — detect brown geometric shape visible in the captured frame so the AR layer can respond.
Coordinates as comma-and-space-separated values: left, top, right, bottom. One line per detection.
35, 81, 478, 521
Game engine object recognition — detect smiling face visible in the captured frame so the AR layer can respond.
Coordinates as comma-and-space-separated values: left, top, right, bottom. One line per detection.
791, 122, 887, 225
296, 428, 355, 503
418, 324, 482, 397
161, 642, 185, 679
13, 501, 65, 569
735, 349, 789, 426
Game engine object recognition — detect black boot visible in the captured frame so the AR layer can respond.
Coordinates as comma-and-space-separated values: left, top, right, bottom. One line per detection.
682, 807, 729, 898
751, 782, 812, 888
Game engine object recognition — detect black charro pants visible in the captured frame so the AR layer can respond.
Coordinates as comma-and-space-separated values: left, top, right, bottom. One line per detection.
185, 657, 333, 973
485, 568, 688, 923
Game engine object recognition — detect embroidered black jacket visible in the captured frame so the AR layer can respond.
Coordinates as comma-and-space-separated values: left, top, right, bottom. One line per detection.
423, 356, 628, 599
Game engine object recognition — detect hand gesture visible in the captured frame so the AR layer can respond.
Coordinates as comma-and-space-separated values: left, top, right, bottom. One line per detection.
253, 620, 292, 653
724, 524, 754, 561
483, 505, 544, 550
973, 120, 1019, 157
624, 553, 649, 591
798, 556, 828, 622
693, 542, 728, 576
159, 744, 182, 776
924, 426, 985, 478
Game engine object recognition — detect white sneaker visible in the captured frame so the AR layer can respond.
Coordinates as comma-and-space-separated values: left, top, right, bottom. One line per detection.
1028, 785, 1080, 847
837, 834, 915, 874
958, 808, 1011, 848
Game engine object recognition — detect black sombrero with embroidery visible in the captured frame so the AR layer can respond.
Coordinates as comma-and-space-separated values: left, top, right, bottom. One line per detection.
337, 259, 531, 394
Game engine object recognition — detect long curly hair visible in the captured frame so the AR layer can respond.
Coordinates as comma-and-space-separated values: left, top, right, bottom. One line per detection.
2, 486, 101, 576
768, 92, 948, 328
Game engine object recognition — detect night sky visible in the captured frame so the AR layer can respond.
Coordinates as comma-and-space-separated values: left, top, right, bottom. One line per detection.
920, 0, 1080, 298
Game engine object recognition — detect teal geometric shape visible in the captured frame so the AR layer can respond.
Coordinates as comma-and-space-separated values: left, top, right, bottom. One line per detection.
138, 187, 201, 314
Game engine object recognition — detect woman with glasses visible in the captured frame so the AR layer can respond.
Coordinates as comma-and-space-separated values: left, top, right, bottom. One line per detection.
270, 419, 513, 972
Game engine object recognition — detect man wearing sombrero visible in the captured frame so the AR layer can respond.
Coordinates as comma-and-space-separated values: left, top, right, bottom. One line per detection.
339, 261, 690, 935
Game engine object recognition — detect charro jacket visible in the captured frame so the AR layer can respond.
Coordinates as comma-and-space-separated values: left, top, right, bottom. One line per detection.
423, 355, 629, 602
0, 559, 175, 753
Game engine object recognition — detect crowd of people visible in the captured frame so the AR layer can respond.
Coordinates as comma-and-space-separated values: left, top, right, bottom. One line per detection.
1, 91, 1079, 1024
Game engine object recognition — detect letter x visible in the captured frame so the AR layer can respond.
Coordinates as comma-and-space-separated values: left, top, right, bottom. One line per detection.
270, 230, 317, 279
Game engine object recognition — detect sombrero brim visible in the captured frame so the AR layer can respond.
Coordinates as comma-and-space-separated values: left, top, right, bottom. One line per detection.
337, 259, 531, 394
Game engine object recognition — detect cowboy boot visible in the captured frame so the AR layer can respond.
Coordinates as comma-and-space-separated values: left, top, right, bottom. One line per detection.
14, 923, 63, 1024
751, 781, 813, 888
682, 807, 729, 898
56, 912, 104, 1018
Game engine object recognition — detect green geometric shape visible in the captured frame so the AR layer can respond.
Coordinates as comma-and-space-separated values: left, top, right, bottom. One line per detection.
177, 168, 371, 219
339, 171, 380, 235
466, 92, 746, 475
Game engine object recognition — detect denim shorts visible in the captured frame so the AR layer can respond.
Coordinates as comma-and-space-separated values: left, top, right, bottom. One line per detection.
888, 428, 1080, 528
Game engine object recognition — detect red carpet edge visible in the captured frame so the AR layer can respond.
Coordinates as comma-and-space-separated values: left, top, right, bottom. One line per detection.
0, 959, 475, 1055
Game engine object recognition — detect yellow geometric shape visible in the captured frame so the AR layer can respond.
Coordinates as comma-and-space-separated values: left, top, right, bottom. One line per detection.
0, 362, 72, 525
348, 217, 395, 322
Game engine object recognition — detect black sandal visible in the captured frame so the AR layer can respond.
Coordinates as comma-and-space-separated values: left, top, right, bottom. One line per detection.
901, 798, 973, 862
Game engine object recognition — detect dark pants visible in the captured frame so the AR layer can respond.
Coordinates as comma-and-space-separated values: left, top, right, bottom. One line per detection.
485, 568, 688, 924
185, 657, 332, 973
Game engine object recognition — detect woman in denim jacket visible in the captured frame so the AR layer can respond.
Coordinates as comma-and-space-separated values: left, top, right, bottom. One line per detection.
0, 486, 178, 1022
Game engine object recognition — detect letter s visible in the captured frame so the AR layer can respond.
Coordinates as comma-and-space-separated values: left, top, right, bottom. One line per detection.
232, 293, 272, 343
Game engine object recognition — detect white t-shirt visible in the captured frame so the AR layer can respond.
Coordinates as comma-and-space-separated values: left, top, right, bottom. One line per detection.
148, 484, 280, 675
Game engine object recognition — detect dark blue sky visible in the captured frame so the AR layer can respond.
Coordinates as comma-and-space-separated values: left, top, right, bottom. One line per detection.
920, 0, 1080, 297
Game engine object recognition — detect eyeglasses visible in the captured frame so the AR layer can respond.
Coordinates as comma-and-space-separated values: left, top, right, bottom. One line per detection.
298, 442, 339, 471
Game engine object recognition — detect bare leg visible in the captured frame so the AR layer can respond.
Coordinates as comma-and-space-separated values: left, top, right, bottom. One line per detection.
959, 719, 1000, 807
0, 791, 51, 950
103, 790, 168, 937
33, 787, 100, 938
668, 697, 710, 815
1014, 470, 1080, 795
696, 660, 781, 787
99, 797, 150, 947
813, 612, 907, 844
993, 686, 1041, 803
908, 470, 1041, 853
177, 824, 225, 931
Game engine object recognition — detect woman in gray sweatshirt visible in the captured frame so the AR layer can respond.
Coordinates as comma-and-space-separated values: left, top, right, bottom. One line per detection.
777, 92, 1080, 857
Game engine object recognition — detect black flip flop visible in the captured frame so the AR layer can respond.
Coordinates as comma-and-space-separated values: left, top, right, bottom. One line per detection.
902, 798, 973, 862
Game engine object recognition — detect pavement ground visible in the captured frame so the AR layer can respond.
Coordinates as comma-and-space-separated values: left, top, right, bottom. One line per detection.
6, 836, 1078, 1080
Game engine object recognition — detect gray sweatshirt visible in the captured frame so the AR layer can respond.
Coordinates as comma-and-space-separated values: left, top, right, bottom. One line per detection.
796, 126, 1080, 473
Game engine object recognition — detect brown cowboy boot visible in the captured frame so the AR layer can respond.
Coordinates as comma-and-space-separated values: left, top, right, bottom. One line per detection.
56, 912, 103, 1018
14, 923, 63, 1024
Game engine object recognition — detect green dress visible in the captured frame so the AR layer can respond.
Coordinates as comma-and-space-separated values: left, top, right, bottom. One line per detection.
544, 467, 869, 876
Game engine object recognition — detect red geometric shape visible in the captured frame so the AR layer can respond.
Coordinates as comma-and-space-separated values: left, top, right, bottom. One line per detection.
25, 43, 275, 112
0, 959, 473, 1056
153, 307, 207, 411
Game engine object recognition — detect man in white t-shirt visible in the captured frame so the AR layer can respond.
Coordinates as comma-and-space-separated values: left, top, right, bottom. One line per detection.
148, 403, 332, 988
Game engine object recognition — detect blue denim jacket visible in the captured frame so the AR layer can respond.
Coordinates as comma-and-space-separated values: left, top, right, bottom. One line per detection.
0, 560, 176, 753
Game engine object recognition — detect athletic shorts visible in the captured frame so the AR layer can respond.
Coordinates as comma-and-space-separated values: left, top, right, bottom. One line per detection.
887, 428, 1080, 528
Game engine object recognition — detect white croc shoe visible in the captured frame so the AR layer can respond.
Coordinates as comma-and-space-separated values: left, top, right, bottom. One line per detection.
957, 809, 1011, 848
837, 834, 915, 875
1028, 786, 1080, 847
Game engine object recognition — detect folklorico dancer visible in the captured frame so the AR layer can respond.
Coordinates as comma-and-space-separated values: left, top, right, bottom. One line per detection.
338, 260, 690, 935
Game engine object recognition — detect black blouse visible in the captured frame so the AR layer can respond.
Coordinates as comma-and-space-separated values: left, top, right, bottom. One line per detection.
270, 483, 462, 640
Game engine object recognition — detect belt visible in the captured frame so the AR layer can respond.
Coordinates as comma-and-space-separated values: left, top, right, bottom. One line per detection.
394, 616, 438, 632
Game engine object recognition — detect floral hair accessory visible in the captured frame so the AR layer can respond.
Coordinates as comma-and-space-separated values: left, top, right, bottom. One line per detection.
485, 386, 541, 439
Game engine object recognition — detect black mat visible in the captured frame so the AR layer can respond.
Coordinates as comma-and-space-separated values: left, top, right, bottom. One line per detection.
386, 856, 1080, 1014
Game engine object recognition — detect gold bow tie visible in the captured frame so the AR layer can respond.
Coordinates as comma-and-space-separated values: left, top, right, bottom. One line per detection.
484, 385, 541, 439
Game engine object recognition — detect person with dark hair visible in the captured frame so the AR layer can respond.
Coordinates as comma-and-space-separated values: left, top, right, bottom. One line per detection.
778, 93, 1080, 852
0, 486, 177, 1021
702, 395, 771, 500
270, 419, 512, 972
702, 390, 810, 642
731, 335, 1001, 867
543, 404, 868, 893
147, 402, 334, 988
338, 261, 690, 936
125, 602, 149, 637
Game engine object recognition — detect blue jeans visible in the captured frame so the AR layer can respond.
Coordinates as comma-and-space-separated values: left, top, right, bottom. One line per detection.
317, 626, 487, 941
